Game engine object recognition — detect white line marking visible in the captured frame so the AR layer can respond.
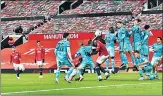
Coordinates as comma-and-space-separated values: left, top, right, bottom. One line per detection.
2, 82, 161, 95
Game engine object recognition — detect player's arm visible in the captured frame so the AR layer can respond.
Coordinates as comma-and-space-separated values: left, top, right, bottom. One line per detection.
10, 55, 12, 64
42, 48, 45, 63
34, 48, 37, 63
67, 47, 75, 68
137, 59, 149, 67
19, 53, 21, 61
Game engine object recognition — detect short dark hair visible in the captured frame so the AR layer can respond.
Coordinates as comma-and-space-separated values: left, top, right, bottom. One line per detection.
136, 19, 141, 22
37, 40, 40, 43
134, 50, 140, 54
63, 33, 69, 38
88, 39, 92, 45
144, 25, 150, 30
157, 37, 162, 40
109, 27, 114, 33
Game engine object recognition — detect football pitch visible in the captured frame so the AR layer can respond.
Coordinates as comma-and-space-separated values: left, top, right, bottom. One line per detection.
1, 72, 162, 95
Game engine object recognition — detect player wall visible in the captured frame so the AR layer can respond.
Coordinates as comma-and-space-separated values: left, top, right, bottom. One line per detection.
1, 30, 162, 72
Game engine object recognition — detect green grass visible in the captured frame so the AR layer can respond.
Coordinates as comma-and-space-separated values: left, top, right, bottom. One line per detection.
1, 72, 162, 95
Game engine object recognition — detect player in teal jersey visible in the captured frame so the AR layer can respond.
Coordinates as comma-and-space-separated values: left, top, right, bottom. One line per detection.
117, 21, 135, 71
105, 27, 117, 73
151, 37, 162, 79
69, 42, 95, 81
141, 25, 151, 60
131, 19, 143, 51
134, 51, 153, 80
55, 33, 75, 83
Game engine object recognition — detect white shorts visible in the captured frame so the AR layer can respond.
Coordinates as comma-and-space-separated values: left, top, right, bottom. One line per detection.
37, 61, 43, 66
13, 63, 25, 71
96, 55, 109, 64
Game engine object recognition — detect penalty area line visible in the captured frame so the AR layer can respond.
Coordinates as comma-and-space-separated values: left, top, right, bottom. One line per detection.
2, 82, 161, 95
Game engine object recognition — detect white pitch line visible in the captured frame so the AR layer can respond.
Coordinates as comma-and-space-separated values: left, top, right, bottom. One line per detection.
2, 82, 161, 95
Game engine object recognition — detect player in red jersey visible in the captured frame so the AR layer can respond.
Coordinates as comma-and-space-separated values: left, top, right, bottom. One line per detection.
91, 31, 110, 81
10, 46, 25, 79
35, 40, 45, 78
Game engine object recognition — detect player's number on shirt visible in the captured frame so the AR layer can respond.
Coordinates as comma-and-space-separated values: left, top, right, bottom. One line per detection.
57, 43, 64, 51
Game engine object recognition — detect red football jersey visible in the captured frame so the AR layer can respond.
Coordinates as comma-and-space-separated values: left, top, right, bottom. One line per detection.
96, 40, 108, 56
10, 51, 21, 64
35, 46, 45, 61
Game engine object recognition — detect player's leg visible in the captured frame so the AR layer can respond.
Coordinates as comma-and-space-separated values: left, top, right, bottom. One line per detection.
95, 63, 103, 81
144, 65, 154, 80
55, 59, 62, 83
128, 51, 135, 65
119, 43, 127, 68
76, 62, 87, 81
65, 67, 74, 79
105, 48, 110, 70
89, 61, 95, 73
13, 64, 20, 79
37, 61, 43, 78
110, 47, 115, 73
105, 59, 109, 70
151, 57, 160, 79
138, 65, 144, 80
18, 64, 25, 78
119, 51, 128, 69
96, 56, 110, 81
39, 65, 43, 78
65, 59, 76, 83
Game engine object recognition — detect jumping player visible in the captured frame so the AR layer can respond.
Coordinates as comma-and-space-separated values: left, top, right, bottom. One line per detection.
117, 21, 135, 71
134, 51, 153, 80
141, 25, 151, 60
151, 37, 162, 79
131, 19, 143, 52
105, 27, 116, 73
69, 42, 95, 81
91, 31, 110, 81
10, 46, 25, 79
35, 40, 45, 78
55, 33, 75, 83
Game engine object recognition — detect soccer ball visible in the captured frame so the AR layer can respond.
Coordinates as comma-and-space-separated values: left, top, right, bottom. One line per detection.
95, 30, 102, 37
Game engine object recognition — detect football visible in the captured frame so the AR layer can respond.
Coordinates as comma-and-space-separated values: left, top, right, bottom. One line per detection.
95, 30, 102, 37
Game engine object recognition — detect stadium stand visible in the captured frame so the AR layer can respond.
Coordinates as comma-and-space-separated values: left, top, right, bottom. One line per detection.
62, 0, 146, 15
1, 0, 162, 35
1, 20, 42, 36
1, 0, 60, 18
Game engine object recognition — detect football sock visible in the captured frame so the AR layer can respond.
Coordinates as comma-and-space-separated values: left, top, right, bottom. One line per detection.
139, 68, 143, 77
105, 59, 109, 70
80, 69, 85, 76
56, 69, 60, 80
66, 67, 74, 78
95, 67, 101, 76
111, 59, 115, 71
40, 68, 43, 76
130, 53, 135, 65
16, 69, 20, 77
100, 66, 106, 73
120, 53, 125, 64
